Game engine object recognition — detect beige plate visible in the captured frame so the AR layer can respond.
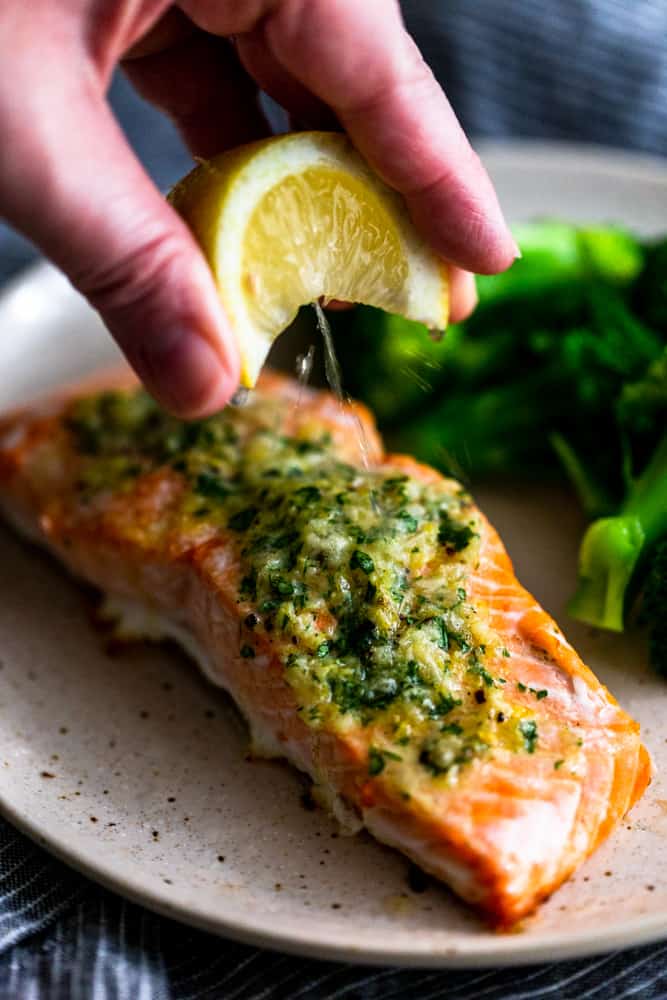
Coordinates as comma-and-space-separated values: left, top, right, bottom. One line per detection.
0, 143, 666, 967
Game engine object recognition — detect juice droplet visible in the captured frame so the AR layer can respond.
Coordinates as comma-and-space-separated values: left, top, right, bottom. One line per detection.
313, 301, 344, 401
231, 387, 250, 407
312, 302, 373, 473
293, 343, 316, 413
296, 344, 315, 388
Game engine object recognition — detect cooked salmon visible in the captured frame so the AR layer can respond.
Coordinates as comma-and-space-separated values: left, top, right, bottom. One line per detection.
0, 368, 649, 926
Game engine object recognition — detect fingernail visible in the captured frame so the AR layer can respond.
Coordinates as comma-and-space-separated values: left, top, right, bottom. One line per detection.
137, 326, 235, 417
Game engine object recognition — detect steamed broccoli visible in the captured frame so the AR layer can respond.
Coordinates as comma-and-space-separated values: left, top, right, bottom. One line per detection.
331, 223, 667, 674
568, 433, 667, 632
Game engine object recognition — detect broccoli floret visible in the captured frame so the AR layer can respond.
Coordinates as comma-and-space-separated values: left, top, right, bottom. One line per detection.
395, 369, 568, 478
567, 516, 645, 631
550, 433, 615, 520
617, 348, 667, 440
568, 434, 667, 635
633, 236, 667, 331
475, 222, 643, 306
641, 540, 667, 677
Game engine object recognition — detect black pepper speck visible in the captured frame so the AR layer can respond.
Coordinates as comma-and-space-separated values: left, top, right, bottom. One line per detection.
407, 864, 430, 894
300, 790, 316, 812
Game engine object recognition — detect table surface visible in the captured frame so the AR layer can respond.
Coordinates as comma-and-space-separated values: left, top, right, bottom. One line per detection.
1, 43, 667, 997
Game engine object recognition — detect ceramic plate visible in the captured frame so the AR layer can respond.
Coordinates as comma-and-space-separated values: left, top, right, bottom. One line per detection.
0, 143, 666, 967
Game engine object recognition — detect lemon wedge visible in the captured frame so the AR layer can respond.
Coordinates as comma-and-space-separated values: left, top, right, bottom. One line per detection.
169, 131, 449, 387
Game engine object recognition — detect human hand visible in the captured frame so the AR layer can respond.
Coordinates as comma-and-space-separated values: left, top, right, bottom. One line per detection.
0, 1, 517, 417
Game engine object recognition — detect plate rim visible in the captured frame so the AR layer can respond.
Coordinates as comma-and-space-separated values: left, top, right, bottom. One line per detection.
1, 139, 666, 968
3, 787, 667, 969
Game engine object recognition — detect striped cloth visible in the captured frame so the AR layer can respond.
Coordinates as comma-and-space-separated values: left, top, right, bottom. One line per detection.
2, 814, 667, 1000
0, 2, 666, 996
403, 0, 667, 155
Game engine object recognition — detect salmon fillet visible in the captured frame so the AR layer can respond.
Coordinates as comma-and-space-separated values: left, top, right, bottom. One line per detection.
0, 368, 649, 926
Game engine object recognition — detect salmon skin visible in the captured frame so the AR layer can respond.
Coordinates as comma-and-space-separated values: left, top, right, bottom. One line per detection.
0, 368, 649, 927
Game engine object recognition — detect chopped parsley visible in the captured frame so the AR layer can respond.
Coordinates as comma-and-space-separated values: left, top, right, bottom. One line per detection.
350, 550, 375, 575
438, 511, 475, 553
368, 747, 385, 776
195, 472, 231, 501
468, 663, 495, 687
519, 719, 539, 754
397, 510, 418, 533
228, 507, 257, 532
368, 746, 402, 776
66, 386, 541, 784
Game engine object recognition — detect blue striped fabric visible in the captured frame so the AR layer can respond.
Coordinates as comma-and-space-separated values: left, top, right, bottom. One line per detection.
0, 3, 666, 996
3, 815, 667, 1000
403, 0, 667, 154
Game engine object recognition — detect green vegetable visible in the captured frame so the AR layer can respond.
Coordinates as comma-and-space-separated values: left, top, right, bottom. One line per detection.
568, 433, 667, 631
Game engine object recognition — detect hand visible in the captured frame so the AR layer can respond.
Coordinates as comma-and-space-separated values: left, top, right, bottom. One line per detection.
0, 1, 517, 417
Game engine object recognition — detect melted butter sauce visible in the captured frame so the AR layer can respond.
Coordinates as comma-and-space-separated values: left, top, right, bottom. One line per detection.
67, 387, 542, 786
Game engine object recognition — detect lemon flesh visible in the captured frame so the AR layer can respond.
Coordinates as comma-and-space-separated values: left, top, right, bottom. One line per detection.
169, 132, 449, 387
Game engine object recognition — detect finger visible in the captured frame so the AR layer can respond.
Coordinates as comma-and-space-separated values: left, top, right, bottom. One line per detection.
234, 27, 338, 130
448, 268, 478, 324
1, 85, 239, 417
123, 28, 268, 158
322, 299, 354, 311
123, 6, 197, 61
260, 0, 518, 274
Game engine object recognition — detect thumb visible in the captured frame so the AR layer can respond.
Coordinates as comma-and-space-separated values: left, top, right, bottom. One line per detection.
1, 85, 239, 417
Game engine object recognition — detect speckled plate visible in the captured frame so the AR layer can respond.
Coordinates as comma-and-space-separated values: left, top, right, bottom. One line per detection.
0, 143, 666, 967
